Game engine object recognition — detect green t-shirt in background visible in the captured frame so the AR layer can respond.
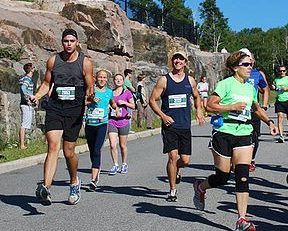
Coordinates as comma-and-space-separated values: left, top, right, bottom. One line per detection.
274, 76, 288, 102
214, 76, 257, 136
123, 78, 133, 90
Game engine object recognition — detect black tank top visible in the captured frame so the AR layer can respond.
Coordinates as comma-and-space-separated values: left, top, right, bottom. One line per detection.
161, 73, 192, 129
48, 51, 86, 116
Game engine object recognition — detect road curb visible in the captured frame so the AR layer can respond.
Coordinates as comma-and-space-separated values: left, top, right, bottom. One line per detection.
0, 119, 200, 175
0, 128, 161, 175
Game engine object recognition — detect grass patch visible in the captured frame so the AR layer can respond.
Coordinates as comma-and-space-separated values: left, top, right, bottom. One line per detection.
0, 137, 87, 164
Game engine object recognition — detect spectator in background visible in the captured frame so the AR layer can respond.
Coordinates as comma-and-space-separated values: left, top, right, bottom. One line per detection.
136, 73, 153, 129
18, 62, 35, 149
197, 76, 209, 114
124, 69, 136, 133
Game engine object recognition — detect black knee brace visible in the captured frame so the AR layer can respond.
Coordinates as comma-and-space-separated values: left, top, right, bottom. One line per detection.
208, 167, 230, 188
235, 164, 249, 192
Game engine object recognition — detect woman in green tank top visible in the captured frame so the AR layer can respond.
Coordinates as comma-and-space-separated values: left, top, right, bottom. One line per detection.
192, 51, 278, 230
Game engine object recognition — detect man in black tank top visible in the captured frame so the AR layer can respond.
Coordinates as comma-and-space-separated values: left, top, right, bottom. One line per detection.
30, 29, 94, 206
149, 51, 205, 202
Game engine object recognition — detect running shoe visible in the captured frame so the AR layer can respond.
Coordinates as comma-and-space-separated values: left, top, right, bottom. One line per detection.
249, 161, 256, 172
235, 217, 256, 231
68, 177, 81, 205
89, 180, 97, 191
35, 183, 52, 206
193, 180, 206, 210
109, 165, 120, 175
120, 163, 128, 174
166, 190, 177, 202
277, 136, 285, 143
176, 174, 182, 184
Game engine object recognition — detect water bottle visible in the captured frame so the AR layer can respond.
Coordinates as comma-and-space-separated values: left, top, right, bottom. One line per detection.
210, 114, 223, 129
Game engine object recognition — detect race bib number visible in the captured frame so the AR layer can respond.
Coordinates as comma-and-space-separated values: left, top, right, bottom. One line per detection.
87, 108, 104, 120
228, 108, 251, 122
110, 108, 123, 117
168, 94, 187, 108
56, 87, 75, 100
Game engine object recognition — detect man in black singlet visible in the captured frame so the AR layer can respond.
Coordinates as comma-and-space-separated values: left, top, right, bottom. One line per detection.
149, 51, 204, 202
30, 29, 94, 205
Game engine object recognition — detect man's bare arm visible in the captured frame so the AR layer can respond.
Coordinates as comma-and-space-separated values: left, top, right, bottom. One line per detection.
83, 56, 94, 99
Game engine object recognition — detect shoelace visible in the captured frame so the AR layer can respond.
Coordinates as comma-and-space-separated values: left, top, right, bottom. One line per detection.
70, 184, 79, 195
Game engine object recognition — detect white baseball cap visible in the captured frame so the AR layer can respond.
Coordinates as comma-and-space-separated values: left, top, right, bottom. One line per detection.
239, 48, 252, 57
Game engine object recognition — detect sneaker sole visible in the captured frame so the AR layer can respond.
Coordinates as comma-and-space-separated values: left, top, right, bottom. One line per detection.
35, 185, 52, 206
193, 181, 205, 211
166, 196, 177, 202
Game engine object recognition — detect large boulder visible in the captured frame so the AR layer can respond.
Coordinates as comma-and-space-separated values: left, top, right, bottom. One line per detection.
0, 0, 227, 142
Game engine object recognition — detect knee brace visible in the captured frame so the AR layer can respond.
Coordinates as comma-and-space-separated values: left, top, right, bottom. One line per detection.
208, 167, 230, 188
235, 164, 249, 192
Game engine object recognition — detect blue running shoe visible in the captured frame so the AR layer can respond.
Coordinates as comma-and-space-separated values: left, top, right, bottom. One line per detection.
120, 163, 128, 174
68, 177, 81, 205
109, 165, 120, 175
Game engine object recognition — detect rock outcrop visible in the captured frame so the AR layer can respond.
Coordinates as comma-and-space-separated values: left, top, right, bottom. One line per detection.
0, 0, 227, 142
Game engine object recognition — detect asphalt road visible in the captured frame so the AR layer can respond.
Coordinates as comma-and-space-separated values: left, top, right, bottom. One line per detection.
0, 112, 287, 231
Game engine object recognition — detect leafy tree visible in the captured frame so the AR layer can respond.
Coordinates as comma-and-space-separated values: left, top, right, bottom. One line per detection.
161, 0, 195, 42
128, 0, 162, 27
198, 0, 229, 52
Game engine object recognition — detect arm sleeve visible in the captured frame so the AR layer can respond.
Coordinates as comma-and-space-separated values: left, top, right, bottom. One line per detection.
258, 73, 268, 89
20, 79, 30, 95
214, 80, 227, 99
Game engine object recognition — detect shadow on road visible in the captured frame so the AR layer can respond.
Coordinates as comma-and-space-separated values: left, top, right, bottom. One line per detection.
255, 164, 288, 173
217, 201, 288, 229
0, 194, 44, 216
95, 185, 167, 199
133, 202, 231, 230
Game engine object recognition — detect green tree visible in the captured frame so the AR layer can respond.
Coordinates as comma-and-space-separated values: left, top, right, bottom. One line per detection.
198, 0, 229, 52
161, 0, 195, 42
128, 0, 162, 27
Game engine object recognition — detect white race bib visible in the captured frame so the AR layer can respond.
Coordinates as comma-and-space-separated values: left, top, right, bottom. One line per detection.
228, 107, 251, 122
56, 87, 75, 100
168, 94, 187, 108
87, 108, 104, 120
110, 108, 123, 117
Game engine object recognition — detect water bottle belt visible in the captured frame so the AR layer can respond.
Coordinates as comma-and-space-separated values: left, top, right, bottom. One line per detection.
223, 119, 252, 125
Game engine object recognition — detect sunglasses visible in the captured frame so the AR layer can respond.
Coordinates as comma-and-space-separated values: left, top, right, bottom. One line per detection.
173, 55, 186, 61
279, 70, 286, 72
238, 62, 253, 67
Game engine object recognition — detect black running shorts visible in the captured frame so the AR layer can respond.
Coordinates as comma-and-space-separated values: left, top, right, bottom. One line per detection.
161, 126, 191, 155
275, 100, 288, 114
209, 131, 253, 158
45, 111, 83, 142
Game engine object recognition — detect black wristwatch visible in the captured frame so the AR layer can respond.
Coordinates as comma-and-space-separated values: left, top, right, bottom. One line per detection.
267, 119, 274, 125
261, 106, 268, 111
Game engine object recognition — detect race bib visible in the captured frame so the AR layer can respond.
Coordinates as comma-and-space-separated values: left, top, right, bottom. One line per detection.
110, 108, 123, 117
228, 108, 250, 122
168, 94, 187, 108
87, 108, 104, 120
56, 87, 75, 100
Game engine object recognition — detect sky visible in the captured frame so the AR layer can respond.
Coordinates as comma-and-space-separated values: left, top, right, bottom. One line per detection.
186, 0, 288, 32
